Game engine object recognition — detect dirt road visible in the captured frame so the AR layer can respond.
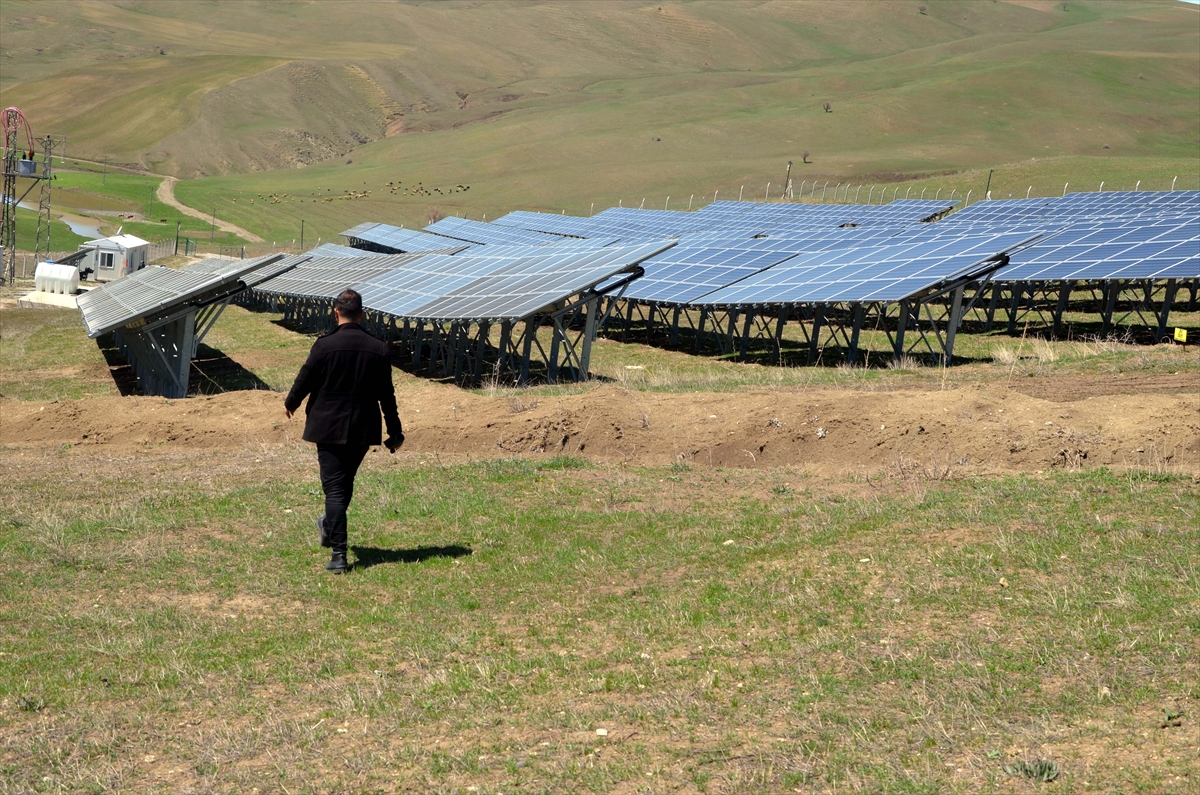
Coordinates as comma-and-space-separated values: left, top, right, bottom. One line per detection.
155, 177, 263, 242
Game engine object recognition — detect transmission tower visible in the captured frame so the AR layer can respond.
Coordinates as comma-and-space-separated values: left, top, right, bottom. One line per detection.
33, 135, 63, 262
1, 107, 40, 284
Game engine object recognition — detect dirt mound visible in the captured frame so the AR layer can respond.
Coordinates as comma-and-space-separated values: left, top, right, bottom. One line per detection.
3, 381, 1196, 475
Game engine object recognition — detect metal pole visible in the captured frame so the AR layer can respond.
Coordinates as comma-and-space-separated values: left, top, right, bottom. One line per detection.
300, 219, 305, 250
983, 168, 994, 199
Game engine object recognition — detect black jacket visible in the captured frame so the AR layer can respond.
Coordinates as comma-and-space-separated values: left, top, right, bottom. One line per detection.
285, 323, 402, 446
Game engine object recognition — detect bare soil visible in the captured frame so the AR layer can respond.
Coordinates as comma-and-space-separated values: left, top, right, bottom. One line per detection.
3, 376, 1197, 476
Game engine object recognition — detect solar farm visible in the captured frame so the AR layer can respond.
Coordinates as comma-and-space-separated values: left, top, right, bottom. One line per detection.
75, 191, 1199, 397
3, 2, 1200, 792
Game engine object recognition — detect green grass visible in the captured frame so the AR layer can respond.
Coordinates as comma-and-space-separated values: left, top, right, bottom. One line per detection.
1, 453, 1195, 792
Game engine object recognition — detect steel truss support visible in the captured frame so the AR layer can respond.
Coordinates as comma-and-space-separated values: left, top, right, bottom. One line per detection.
260, 276, 636, 388
109, 290, 240, 398
978, 279, 1187, 341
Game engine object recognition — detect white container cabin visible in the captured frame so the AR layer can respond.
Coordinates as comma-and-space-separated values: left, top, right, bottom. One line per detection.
78, 234, 151, 282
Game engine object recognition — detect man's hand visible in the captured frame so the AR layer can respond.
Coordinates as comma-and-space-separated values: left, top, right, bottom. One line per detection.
285, 408, 294, 419
385, 433, 405, 453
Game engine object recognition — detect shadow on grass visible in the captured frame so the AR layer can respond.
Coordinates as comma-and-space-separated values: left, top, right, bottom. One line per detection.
95, 334, 272, 396
350, 544, 473, 571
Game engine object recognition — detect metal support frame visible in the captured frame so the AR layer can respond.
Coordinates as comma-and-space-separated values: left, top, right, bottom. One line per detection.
109, 290, 241, 398
983, 278, 1190, 341
247, 271, 639, 387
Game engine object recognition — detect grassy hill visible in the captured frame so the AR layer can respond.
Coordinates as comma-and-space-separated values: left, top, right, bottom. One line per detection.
1, 0, 1197, 245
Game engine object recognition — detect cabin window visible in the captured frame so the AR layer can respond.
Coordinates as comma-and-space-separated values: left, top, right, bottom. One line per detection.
98, 252, 115, 269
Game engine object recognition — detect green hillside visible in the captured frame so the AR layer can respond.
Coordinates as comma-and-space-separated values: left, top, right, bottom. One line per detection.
1, 0, 1196, 245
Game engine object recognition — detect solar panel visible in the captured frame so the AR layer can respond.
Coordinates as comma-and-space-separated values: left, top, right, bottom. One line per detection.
490, 211, 595, 237
996, 217, 1200, 281
353, 251, 525, 318
305, 242, 365, 258
402, 242, 672, 322
942, 191, 1199, 227
423, 216, 563, 246
697, 232, 1039, 306
256, 252, 461, 300
341, 222, 466, 253
624, 246, 802, 304
78, 254, 291, 338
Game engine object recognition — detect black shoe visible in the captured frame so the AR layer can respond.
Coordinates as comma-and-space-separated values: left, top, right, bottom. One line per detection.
325, 551, 348, 574
317, 514, 330, 548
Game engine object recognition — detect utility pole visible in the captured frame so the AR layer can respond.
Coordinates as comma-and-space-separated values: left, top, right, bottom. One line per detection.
784, 161, 793, 199
147, 186, 154, 219
983, 168, 994, 200
175, 220, 181, 255
210, 207, 216, 242
300, 219, 305, 250
102, 154, 107, 186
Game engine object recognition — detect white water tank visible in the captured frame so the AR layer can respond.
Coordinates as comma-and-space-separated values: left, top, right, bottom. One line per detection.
34, 262, 80, 295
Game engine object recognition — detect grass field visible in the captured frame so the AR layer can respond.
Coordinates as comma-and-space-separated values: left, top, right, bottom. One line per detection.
1, 437, 1196, 793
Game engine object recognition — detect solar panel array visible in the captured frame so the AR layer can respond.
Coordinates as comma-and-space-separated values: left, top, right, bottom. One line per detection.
78, 255, 291, 338
258, 253, 445, 300
305, 242, 365, 258
424, 216, 563, 247
342, 222, 467, 253
329, 190, 1195, 322
998, 217, 1199, 281
254, 242, 671, 324
698, 232, 1041, 306
403, 242, 672, 322
624, 246, 802, 305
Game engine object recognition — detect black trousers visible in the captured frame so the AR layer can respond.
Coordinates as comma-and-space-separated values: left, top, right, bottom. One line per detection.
316, 443, 370, 553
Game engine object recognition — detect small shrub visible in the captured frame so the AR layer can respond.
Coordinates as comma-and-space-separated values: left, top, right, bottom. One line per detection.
1004, 758, 1060, 782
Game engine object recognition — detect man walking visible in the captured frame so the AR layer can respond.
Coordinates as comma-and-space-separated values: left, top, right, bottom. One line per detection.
285, 289, 403, 573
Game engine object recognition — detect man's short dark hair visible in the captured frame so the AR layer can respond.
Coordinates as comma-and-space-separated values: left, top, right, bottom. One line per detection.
335, 289, 363, 318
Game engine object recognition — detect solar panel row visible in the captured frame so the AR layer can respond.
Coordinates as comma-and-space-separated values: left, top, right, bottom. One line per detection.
254, 242, 672, 324
342, 222, 466, 253
698, 232, 1041, 306
78, 254, 290, 338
